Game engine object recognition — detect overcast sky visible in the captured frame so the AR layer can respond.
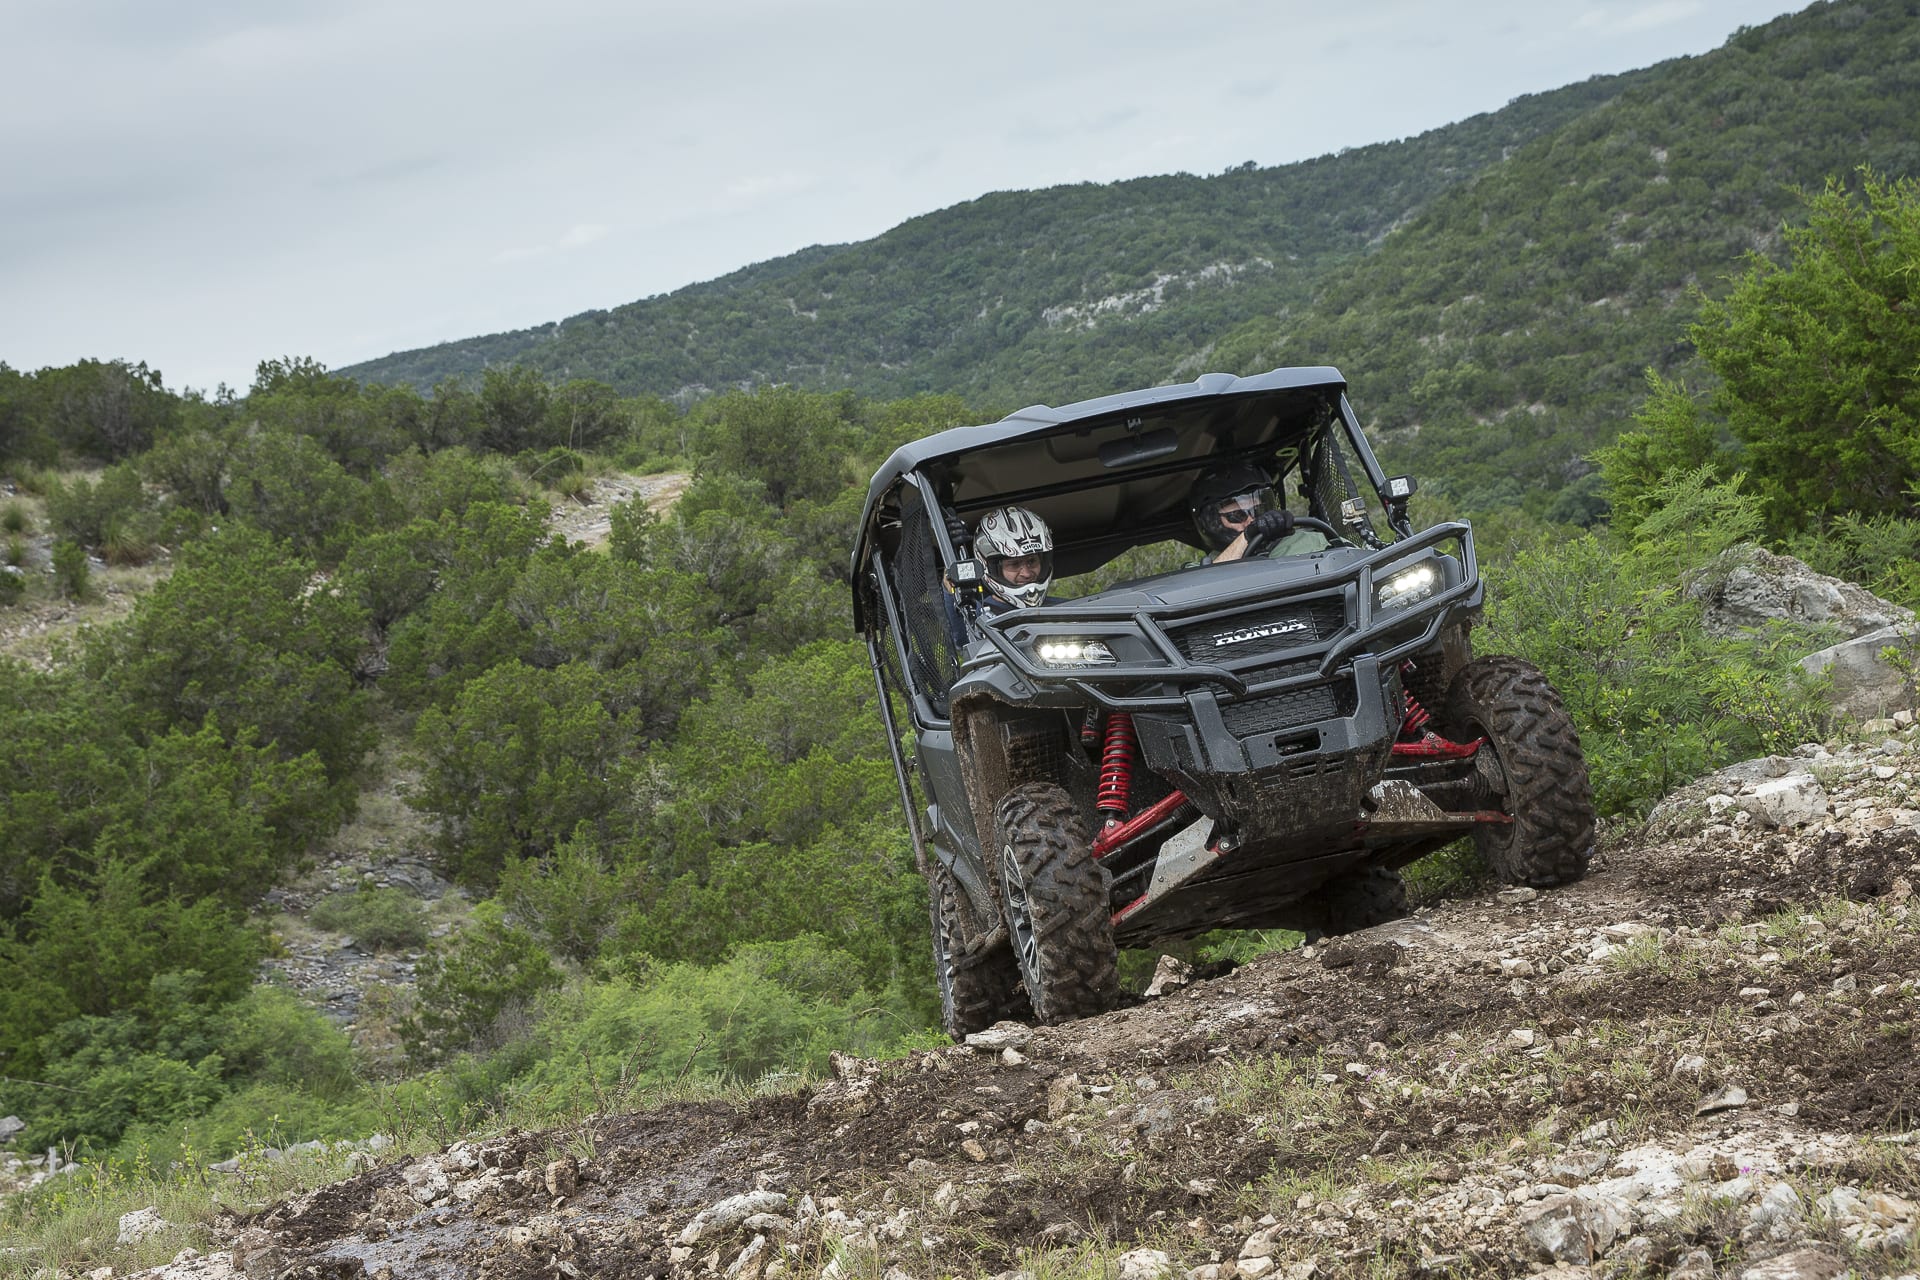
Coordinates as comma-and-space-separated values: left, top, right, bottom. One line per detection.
3, 0, 1806, 395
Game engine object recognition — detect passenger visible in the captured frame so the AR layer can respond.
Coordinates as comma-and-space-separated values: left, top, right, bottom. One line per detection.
1188, 463, 1324, 563
942, 504, 1056, 646
971, 505, 1054, 612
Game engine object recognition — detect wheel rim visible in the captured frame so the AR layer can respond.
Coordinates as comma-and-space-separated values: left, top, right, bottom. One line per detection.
1001, 840, 1039, 978
932, 889, 958, 1019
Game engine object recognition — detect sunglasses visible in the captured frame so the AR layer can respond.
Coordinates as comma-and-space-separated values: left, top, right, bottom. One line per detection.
1218, 507, 1256, 527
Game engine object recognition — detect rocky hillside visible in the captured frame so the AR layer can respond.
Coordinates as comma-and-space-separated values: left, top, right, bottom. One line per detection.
89, 715, 1920, 1280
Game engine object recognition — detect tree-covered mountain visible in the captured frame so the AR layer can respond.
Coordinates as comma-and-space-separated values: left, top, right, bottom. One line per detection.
340, 66, 1657, 408
343, 1, 1919, 521
1248, 0, 1920, 517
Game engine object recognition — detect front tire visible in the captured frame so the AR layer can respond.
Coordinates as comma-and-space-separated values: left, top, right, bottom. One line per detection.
1442, 656, 1595, 886
930, 865, 1029, 1038
993, 783, 1118, 1024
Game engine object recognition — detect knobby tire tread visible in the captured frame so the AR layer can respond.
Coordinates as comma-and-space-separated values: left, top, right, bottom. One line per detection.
930, 866, 1028, 1037
1442, 655, 1596, 887
994, 782, 1118, 1024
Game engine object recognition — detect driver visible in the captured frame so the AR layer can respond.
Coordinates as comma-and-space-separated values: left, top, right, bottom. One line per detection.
1189, 462, 1296, 564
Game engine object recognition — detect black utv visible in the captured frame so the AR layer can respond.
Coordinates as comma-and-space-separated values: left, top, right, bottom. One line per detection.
851, 368, 1594, 1035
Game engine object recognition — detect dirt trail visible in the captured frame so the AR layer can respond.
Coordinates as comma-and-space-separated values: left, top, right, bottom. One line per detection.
123, 728, 1920, 1279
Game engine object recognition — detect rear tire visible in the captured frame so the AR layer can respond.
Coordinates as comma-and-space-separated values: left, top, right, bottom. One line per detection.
930, 865, 1029, 1038
994, 782, 1118, 1024
1441, 656, 1595, 887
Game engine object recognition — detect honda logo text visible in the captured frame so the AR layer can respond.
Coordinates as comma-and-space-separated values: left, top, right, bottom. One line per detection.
1211, 618, 1307, 647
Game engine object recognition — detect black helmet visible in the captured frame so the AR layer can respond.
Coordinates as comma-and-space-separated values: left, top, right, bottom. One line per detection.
1189, 462, 1277, 550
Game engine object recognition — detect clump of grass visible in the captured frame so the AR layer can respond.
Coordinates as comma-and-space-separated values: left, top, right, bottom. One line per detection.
13, 466, 59, 497
551, 466, 593, 503
100, 520, 161, 567
1, 501, 30, 534
308, 885, 430, 952
3, 533, 25, 566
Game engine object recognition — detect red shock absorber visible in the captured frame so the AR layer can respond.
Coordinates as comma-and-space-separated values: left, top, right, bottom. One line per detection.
1095, 712, 1138, 827
1399, 661, 1432, 740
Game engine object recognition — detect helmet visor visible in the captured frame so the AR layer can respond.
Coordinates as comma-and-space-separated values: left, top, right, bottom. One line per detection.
986, 551, 1053, 589
1212, 487, 1277, 530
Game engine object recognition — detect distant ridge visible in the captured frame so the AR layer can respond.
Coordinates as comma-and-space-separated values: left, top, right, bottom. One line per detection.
340, 68, 1652, 405
343, 0, 1920, 515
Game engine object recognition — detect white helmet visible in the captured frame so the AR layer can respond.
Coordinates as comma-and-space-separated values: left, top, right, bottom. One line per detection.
973, 505, 1054, 609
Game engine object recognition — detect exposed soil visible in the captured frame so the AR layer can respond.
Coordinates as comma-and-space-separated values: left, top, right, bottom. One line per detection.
119, 730, 1920, 1279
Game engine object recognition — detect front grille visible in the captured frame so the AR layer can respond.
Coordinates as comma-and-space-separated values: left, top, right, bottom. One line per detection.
1221, 680, 1357, 737
1171, 599, 1346, 665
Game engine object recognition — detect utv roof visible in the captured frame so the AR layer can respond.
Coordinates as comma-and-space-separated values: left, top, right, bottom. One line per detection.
853, 366, 1350, 584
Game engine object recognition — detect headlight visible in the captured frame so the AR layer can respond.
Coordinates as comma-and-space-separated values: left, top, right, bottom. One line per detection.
1375, 563, 1439, 612
1034, 638, 1117, 668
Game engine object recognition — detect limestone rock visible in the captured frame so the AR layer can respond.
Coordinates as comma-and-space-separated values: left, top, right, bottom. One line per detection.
807, 1075, 878, 1119
1145, 954, 1194, 998
1695, 1084, 1749, 1115
117, 1206, 171, 1244
679, 1191, 789, 1245
229, 1227, 285, 1279
543, 1155, 579, 1197
1737, 1246, 1846, 1279
1686, 545, 1913, 638
1737, 776, 1827, 828
963, 1022, 1034, 1052
1799, 624, 1920, 719
1517, 1192, 1632, 1264
1114, 1247, 1173, 1279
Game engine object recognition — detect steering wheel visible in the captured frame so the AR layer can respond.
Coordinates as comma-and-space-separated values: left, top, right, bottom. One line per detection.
1244, 515, 1338, 559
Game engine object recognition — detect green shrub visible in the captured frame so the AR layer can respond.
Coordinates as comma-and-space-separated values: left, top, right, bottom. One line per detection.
0, 569, 22, 606
1481, 527, 1827, 814
400, 902, 562, 1066
495, 835, 634, 968
45, 463, 155, 550
225, 428, 379, 564
510, 936, 900, 1109
88, 523, 370, 794
1, 501, 28, 534
410, 661, 630, 883
3, 534, 24, 567
307, 886, 430, 953
214, 985, 360, 1098
113, 1079, 374, 1167
51, 538, 88, 598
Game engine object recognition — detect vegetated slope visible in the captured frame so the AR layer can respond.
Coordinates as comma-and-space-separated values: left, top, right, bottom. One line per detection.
344, 0, 1920, 520
130, 727, 1920, 1279
1255, 0, 1920, 518
340, 68, 1651, 407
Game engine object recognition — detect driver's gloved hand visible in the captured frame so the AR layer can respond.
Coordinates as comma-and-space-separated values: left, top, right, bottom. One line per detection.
1248, 509, 1295, 540
944, 510, 971, 549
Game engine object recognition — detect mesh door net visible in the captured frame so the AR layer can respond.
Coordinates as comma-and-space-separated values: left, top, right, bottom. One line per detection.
888, 485, 965, 720
1297, 413, 1384, 547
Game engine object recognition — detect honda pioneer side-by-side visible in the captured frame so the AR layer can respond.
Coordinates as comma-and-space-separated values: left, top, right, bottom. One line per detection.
850, 368, 1596, 1035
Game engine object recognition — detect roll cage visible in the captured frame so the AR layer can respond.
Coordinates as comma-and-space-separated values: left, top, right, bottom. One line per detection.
851, 367, 1443, 728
